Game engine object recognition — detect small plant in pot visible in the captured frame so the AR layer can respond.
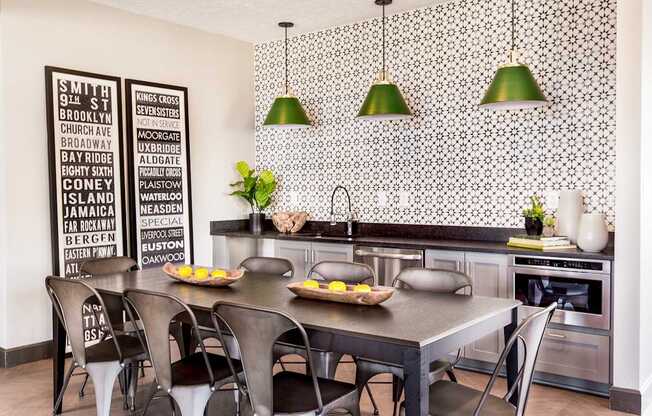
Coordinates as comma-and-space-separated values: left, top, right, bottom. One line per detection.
229, 161, 277, 234
522, 195, 545, 236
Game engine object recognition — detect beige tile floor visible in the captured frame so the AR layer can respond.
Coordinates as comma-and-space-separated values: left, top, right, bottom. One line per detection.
0, 352, 628, 416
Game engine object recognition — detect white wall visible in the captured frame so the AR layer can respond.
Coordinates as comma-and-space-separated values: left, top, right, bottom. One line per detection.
0, 0, 7, 349
638, 0, 652, 411
0, 0, 254, 349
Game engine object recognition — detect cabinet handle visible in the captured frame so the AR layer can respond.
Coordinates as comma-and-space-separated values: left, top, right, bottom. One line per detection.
545, 332, 567, 340
311, 249, 316, 264
304, 249, 309, 264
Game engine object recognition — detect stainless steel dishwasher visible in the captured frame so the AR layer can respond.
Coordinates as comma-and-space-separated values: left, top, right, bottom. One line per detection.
353, 246, 424, 286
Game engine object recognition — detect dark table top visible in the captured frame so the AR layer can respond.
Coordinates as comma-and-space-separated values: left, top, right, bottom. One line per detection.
87, 268, 521, 348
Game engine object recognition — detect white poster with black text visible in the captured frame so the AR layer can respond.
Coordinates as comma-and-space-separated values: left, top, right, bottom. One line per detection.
45, 67, 127, 342
126, 80, 193, 269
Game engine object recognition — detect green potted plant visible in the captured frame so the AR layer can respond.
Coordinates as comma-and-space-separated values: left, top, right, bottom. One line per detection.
522, 195, 545, 236
543, 215, 556, 237
229, 161, 277, 234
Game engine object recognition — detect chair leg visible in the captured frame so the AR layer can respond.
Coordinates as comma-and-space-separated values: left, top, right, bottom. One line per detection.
392, 375, 404, 416
365, 384, 380, 416
170, 385, 213, 416
128, 362, 140, 412
234, 387, 240, 416
78, 373, 89, 398
446, 368, 458, 383
141, 382, 158, 416
53, 362, 77, 415
85, 361, 124, 416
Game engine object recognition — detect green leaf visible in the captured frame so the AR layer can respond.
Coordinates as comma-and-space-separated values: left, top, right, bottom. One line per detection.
230, 190, 253, 202
254, 189, 270, 209
235, 161, 251, 178
229, 180, 244, 188
244, 176, 257, 193
259, 170, 275, 184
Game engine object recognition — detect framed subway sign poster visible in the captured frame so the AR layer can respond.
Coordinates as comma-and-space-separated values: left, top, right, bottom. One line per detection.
125, 80, 194, 269
45, 66, 127, 278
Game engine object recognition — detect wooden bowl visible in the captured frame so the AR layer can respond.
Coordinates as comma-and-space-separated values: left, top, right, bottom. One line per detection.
286, 281, 394, 306
162, 262, 244, 287
272, 211, 310, 233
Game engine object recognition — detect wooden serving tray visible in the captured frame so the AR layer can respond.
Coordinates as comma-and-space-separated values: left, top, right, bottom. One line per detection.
162, 262, 244, 287
286, 282, 394, 306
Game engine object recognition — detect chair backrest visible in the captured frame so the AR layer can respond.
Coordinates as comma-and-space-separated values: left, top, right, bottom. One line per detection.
123, 289, 213, 392
308, 261, 376, 285
474, 303, 557, 416
45, 276, 121, 367
238, 256, 294, 277
80, 256, 138, 277
393, 267, 472, 294
212, 301, 323, 416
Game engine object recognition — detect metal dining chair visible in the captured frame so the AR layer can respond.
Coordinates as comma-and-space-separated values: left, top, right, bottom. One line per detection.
123, 289, 242, 416
77, 256, 143, 400
45, 276, 147, 416
273, 260, 376, 381
399, 302, 557, 416
194, 256, 295, 359
355, 267, 473, 416
212, 301, 361, 416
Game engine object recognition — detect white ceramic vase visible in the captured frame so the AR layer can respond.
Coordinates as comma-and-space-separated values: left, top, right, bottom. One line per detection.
557, 190, 584, 243
577, 213, 608, 253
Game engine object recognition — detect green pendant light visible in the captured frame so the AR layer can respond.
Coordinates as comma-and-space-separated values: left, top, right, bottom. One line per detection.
357, 0, 412, 120
264, 22, 311, 128
480, 0, 548, 110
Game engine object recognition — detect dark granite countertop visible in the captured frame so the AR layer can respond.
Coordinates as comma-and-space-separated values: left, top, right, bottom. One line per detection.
211, 220, 614, 261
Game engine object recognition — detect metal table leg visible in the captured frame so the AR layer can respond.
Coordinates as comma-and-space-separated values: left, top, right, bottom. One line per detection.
402, 347, 429, 416
504, 308, 519, 407
53, 309, 67, 414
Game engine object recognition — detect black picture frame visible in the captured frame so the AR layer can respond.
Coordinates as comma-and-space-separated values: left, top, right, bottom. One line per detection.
45, 66, 128, 277
125, 79, 194, 268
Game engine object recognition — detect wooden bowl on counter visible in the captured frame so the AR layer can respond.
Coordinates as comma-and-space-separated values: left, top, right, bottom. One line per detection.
287, 282, 394, 306
272, 211, 310, 233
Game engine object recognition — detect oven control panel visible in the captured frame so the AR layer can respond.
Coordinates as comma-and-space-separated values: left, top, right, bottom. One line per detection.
513, 256, 608, 273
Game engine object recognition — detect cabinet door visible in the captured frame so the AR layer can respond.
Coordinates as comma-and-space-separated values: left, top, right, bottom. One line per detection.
274, 240, 311, 279
425, 250, 465, 272
464, 252, 510, 364
311, 243, 353, 266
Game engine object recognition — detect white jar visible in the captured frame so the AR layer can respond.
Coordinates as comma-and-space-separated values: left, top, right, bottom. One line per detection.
557, 190, 584, 243
577, 213, 608, 253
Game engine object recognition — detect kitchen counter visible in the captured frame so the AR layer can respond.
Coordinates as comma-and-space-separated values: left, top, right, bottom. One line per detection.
211, 221, 614, 261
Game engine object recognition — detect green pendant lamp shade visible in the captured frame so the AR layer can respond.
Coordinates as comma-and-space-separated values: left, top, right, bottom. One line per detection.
358, 0, 412, 120
480, 0, 548, 110
263, 22, 310, 128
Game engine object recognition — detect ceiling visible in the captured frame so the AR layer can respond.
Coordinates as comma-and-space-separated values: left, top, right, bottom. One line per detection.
88, 0, 442, 43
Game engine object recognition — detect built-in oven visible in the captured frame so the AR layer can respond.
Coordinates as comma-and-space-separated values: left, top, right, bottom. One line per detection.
508, 255, 611, 331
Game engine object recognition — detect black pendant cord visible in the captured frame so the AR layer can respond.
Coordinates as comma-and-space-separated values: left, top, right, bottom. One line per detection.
382, 2, 386, 79
284, 25, 289, 95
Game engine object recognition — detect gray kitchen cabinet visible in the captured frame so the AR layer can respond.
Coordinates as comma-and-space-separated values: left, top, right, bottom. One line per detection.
274, 240, 353, 279
425, 249, 465, 272
463, 252, 510, 364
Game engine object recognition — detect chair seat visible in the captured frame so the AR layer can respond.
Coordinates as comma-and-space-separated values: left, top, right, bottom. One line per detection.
86, 334, 146, 363
171, 352, 241, 386
427, 380, 516, 416
273, 371, 357, 414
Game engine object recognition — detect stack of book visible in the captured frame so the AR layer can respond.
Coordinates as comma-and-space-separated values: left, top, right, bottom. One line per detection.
507, 235, 576, 251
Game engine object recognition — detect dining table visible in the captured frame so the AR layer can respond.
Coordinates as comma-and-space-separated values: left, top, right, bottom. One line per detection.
52, 267, 522, 416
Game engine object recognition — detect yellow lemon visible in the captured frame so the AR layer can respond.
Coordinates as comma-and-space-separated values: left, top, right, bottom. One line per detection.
303, 279, 320, 289
328, 281, 347, 292
194, 268, 209, 280
178, 265, 193, 278
353, 284, 372, 293
211, 269, 227, 278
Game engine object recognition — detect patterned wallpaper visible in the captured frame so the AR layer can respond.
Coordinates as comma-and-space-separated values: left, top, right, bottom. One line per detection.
254, 0, 616, 229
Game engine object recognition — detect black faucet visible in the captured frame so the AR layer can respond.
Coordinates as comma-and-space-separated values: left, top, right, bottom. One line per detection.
330, 185, 357, 236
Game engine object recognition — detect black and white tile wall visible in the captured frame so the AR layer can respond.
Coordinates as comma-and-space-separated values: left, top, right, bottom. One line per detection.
254, 0, 616, 229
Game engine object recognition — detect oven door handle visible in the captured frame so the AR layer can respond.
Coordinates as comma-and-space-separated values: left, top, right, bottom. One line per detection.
545, 332, 567, 340
354, 250, 423, 261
